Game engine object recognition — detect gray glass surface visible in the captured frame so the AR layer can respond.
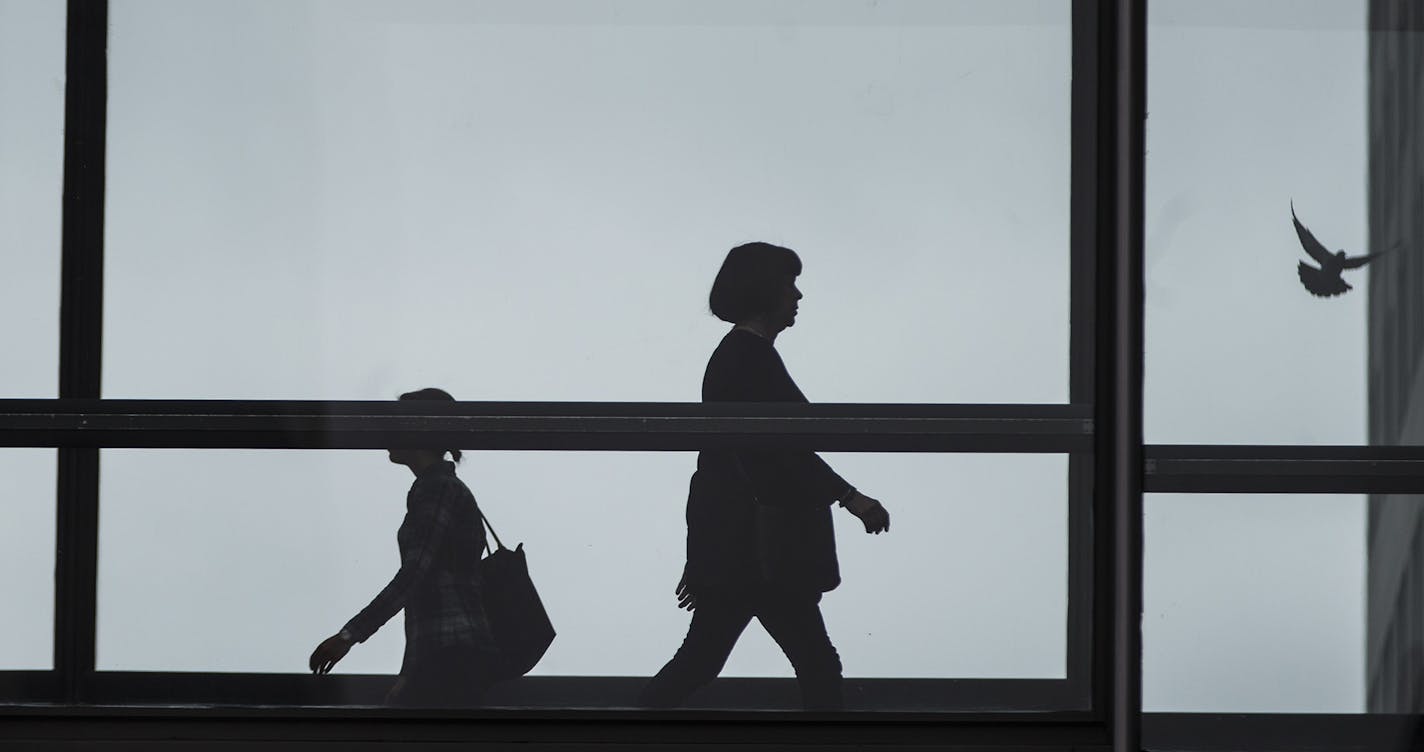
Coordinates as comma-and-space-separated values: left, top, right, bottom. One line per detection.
103, 0, 1071, 403
0, 450, 57, 670
96, 449, 1066, 679
1137, 1, 1424, 716
1144, 492, 1364, 712
0, 0, 65, 671
0, 0, 63, 398
1146, 0, 1380, 445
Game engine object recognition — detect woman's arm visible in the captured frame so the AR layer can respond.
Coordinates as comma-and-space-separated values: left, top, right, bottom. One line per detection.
736, 446, 851, 507
717, 341, 853, 506
340, 479, 458, 643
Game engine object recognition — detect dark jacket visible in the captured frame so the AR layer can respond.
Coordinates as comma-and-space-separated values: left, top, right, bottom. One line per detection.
343, 461, 497, 673
685, 329, 852, 593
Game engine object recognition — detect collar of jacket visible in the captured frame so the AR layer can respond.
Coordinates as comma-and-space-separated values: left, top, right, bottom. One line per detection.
416, 459, 456, 479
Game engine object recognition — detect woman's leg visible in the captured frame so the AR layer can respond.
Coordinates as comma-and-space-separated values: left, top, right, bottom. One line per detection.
392, 646, 495, 708
637, 589, 755, 708
755, 589, 844, 711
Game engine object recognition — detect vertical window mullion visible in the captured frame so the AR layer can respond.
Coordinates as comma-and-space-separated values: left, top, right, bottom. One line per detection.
1107, 0, 1146, 749
55, 0, 108, 704
1068, 0, 1104, 710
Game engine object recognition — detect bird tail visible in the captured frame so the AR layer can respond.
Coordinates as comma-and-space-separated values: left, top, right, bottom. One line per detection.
1297, 262, 1351, 297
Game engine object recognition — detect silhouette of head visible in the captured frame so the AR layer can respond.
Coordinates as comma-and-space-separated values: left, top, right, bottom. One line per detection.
709, 242, 803, 332
388, 387, 462, 467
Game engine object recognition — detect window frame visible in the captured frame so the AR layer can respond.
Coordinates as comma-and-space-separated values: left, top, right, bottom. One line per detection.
0, 0, 1160, 749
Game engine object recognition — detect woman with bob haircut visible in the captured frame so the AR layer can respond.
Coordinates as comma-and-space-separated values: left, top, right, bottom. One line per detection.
309, 387, 502, 707
639, 242, 891, 711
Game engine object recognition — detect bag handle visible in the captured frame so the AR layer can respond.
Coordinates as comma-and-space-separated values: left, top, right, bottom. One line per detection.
478, 503, 507, 554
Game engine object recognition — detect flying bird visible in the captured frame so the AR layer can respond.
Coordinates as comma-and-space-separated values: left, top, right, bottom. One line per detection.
1292, 201, 1387, 297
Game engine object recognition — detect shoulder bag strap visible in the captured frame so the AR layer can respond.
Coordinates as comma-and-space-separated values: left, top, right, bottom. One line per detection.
477, 501, 507, 554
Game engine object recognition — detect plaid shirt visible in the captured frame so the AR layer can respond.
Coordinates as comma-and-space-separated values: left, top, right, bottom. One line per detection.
343, 461, 497, 673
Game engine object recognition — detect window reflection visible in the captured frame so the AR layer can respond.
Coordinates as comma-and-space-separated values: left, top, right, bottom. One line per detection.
1144, 493, 1363, 712
1145, 1, 1372, 444
104, 0, 1070, 404
97, 449, 1066, 698
0, 450, 57, 670
0, 0, 64, 398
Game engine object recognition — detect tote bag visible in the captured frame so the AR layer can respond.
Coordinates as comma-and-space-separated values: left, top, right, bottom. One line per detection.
478, 511, 556, 679
732, 457, 842, 593
753, 502, 841, 593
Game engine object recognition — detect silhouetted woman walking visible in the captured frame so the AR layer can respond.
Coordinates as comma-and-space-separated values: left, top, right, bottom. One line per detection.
309, 388, 500, 707
639, 242, 891, 711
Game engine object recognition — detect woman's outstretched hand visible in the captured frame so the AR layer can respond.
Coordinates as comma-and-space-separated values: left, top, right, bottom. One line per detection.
675, 570, 697, 611
843, 491, 890, 534
309, 633, 353, 674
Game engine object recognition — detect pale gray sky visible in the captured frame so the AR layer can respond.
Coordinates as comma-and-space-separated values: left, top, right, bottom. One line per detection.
1144, 0, 1369, 712
0, 0, 64, 673
0, 0, 1389, 713
94, 0, 1071, 684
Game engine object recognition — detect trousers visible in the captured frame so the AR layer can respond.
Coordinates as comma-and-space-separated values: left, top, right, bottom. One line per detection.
638, 584, 844, 710
390, 646, 497, 708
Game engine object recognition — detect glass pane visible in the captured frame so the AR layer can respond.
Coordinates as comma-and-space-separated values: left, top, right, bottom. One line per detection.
104, 0, 1071, 403
97, 450, 1066, 703
1368, 489, 1424, 713
1144, 493, 1364, 712
0, 450, 57, 670
0, 0, 65, 671
1144, 0, 1402, 444
0, 0, 64, 397
1151, 491, 1424, 715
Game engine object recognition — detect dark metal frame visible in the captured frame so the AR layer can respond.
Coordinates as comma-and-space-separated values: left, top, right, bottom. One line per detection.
0, 400, 1092, 452
53, 0, 106, 709
0, 0, 1158, 749
1107, 2, 1145, 750
1145, 446, 1424, 494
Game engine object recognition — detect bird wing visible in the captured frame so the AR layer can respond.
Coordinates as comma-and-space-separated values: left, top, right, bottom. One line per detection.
1341, 249, 1391, 269
1291, 201, 1333, 265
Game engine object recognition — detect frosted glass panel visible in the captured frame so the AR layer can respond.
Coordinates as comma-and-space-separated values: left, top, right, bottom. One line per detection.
97, 450, 1066, 680
105, 0, 1071, 404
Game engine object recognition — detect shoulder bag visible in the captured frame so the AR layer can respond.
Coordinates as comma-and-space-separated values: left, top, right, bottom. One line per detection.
478, 509, 556, 679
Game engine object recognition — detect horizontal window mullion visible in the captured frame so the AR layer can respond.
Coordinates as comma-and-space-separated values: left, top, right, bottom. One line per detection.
0, 424, 1089, 453
0, 671, 61, 703
0, 400, 1092, 452
1146, 445, 1424, 493
0, 399, 1091, 420
71, 673, 1085, 715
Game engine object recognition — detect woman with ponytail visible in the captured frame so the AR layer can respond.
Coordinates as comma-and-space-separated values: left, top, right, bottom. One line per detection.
309, 388, 500, 706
